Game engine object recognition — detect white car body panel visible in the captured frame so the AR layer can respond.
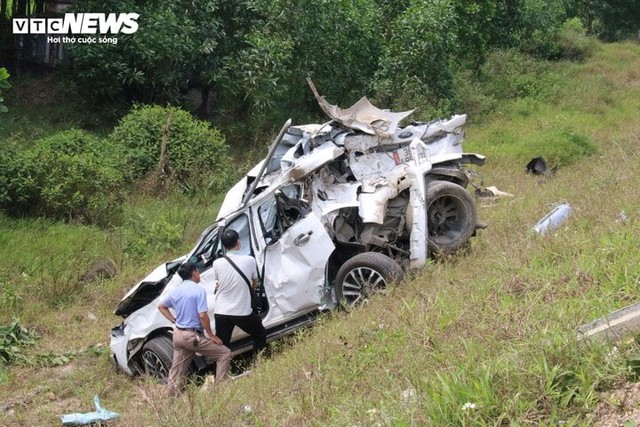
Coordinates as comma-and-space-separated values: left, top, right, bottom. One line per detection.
110, 92, 485, 377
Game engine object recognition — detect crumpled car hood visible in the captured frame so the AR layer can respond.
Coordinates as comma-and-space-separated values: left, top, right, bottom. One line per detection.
307, 77, 414, 136
315, 96, 414, 136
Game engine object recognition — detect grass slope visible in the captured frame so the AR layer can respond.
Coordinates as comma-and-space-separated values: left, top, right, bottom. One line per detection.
1, 41, 640, 426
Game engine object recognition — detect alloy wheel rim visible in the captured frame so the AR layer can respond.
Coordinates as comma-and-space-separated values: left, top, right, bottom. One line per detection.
341, 267, 387, 306
142, 351, 168, 379
429, 196, 462, 242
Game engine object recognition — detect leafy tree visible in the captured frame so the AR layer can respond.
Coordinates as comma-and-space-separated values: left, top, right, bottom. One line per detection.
0, 67, 9, 113
488, 0, 569, 58
373, 0, 459, 117
590, 0, 640, 41
68, 0, 236, 110
227, 0, 382, 126
453, 1, 497, 68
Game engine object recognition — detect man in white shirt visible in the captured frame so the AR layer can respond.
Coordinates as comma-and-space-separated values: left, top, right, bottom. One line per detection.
212, 229, 267, 355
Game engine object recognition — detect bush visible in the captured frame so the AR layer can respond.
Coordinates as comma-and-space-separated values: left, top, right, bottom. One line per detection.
557, 18, 597, 61
122, 214, 183, 259
0, 130, 126, 226
478, 50, 551, 100
109, 105, 233, 192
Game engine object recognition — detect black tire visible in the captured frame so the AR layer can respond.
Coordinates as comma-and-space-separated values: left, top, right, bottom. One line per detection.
141, 335, 173, 382
426, 180, 477, 255
335, 252, 404, 307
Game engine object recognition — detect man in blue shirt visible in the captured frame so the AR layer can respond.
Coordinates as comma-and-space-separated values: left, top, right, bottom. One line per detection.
158, 261, 231, 396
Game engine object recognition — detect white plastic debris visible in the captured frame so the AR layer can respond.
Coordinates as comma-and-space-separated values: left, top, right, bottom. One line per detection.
60, 395, 119, 426
617, 210, 628, 224
533, 203, 572, 235
485, 186, 513, 198
462, 402, 477, 410
401, 388, 416, 402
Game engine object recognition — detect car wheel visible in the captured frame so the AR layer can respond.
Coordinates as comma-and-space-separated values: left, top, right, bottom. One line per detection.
141, 335, 173, 382
335, 252, 404, 307
426, 180, 477, 255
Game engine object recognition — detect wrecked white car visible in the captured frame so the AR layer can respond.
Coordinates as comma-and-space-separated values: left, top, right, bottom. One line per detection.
110, 93, 485, 379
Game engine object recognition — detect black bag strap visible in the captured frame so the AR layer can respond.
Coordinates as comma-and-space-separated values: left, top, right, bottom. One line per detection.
223, 255, 252, 290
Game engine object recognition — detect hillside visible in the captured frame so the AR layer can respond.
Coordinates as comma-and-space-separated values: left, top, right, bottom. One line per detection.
1, 41, 640, 426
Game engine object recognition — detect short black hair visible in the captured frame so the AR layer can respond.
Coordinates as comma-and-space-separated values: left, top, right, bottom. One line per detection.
177, 261, 198, 280
221, 229, 239, 249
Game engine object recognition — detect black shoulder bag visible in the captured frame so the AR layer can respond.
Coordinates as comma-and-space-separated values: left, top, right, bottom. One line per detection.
223, 255, 263, 314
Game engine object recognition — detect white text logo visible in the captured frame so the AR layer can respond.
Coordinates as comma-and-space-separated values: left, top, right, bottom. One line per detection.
13, 13, 139, 35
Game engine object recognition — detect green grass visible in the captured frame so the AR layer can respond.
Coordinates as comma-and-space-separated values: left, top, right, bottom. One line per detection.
1, 41, 640, 425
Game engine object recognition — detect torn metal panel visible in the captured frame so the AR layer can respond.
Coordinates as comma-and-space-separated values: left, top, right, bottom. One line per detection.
261, 214, 334, 317
283, 141, 345, 182
311, 90, 414, 136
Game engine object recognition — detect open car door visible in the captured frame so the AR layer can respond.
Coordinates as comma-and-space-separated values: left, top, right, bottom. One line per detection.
256, 190, 334, 319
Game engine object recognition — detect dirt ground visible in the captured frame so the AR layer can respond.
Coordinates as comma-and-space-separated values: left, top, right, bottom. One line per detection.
594, 382, 640, 426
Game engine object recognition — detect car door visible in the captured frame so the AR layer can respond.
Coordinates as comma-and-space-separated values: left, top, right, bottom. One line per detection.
255, 189, 335, 319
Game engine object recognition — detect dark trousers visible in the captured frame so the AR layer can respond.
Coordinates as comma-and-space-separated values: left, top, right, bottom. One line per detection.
215, 313, 267, 354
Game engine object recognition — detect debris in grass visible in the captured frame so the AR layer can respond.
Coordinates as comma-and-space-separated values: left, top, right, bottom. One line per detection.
401, 388, 417, 403
533, 203, 572, 235
617, 210, 629, 224
526, 157, 557, 176
462, 402, 477, 410
60, 395, 119, 426
577, 301, 640, 343
474, 185, 514, 204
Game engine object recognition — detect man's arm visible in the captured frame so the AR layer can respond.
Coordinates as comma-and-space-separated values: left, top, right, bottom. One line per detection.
250, 257, 259, 290
158, 303, 176, 324
199, 312, 223, 345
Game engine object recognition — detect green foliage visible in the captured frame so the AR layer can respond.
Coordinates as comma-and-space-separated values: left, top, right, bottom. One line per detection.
109, 105, 232, 192
455, 49, 560, 120
0, 130, 126, 226
0, 319, 37, 366
63, 0, 605, 134
0, 67, 9, 113
516, 0, 568, 59
1, 42, 640, 425
452, 1, 497, 68
236, 0, 381, 125
489, 0, 566, 55
68, 0, 225, 104
123, 213, 183, 259
373, 0, 459, 117
0, 317, 105, 370
557, 18, 598, 60
479, 50, 552, 100
0, 278, 23, 314
548, 127, 598, 165
578, 0, 640, 41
